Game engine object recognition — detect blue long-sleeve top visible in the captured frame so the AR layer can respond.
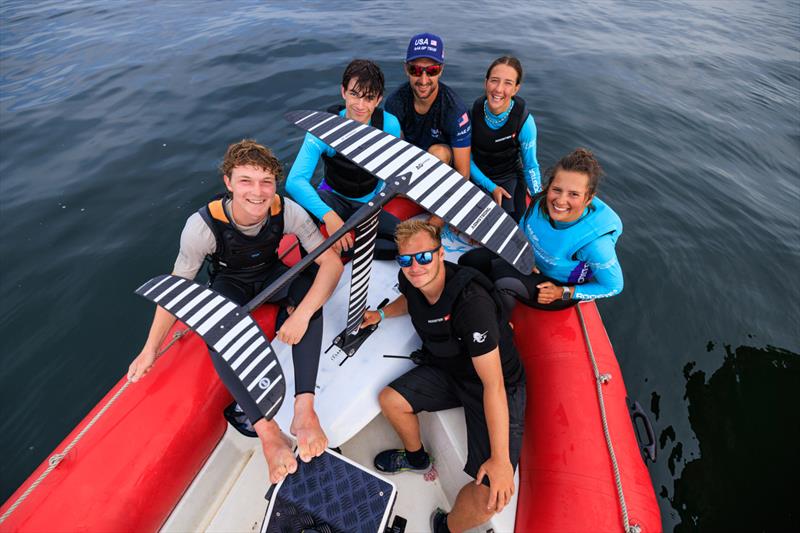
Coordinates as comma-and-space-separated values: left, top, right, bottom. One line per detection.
285, 109, 402, 221
524, 213, 624, 300
568, 232, 624, 300
470, 110, 542, 196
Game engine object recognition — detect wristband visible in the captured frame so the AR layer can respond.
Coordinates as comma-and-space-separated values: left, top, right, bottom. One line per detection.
378, 309, 385, 322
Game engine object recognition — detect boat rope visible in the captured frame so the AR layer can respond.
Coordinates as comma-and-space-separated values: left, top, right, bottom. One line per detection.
0, 328, 190, 525
575, 303, 641, 533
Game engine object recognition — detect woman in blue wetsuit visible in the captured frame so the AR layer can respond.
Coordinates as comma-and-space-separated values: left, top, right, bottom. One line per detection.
470, 56, 542, 222
459, 148, 623, 311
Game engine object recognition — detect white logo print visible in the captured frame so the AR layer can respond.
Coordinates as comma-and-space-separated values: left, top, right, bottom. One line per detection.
473, 331, 488, 343
258, 377, 271, 390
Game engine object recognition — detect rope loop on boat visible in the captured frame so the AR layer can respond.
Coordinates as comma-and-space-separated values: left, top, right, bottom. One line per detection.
575, 303, 641, 533
0, 328, 190, 525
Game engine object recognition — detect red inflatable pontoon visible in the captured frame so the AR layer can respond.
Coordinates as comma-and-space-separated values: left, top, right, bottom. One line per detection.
513, 301, 662, 532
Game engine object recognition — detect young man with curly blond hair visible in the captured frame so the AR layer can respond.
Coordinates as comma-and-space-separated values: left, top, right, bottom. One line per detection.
128, 139, 343, 484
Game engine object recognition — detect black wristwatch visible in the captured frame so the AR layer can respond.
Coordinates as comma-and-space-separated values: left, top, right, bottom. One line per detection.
561, 286, 573, 300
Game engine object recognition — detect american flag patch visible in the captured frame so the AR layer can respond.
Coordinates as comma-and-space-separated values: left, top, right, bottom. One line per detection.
431, 39, 438, 46
458, 112, 469, 127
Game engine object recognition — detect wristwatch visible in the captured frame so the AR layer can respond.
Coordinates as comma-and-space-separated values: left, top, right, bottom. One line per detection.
561, 286, 572, 300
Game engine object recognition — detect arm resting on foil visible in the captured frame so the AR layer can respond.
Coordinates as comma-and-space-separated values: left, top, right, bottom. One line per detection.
360, 294, 408, 328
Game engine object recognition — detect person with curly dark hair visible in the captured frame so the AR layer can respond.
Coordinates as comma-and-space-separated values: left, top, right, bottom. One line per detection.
459, 148, 623, 311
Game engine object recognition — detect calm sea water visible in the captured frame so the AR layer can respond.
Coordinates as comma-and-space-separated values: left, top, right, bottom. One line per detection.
1, 1, 798, 530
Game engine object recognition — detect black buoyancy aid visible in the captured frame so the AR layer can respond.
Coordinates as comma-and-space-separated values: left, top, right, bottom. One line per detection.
401, 262, 508, 359
322, 104, 384, 198
198, 194, 284, 282
471, 95, 528, 179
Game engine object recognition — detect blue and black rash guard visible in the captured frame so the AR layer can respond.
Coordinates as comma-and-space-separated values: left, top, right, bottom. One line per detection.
385, 81, 471, 151
285, 108, 402, 221
470, 99, 541, 196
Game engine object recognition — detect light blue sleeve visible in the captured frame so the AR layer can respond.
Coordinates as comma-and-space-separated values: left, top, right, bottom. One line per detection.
285, 132, 336, 221
519, 114, 542, 194
469, 157, 497, 193
383, 110, 402, 138
572, 234, 624, 300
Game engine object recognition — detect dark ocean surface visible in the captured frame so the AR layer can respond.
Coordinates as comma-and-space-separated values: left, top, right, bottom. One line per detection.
1, 1, 798, 530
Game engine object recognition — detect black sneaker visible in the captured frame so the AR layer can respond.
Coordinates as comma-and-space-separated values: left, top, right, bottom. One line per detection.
223, 402, 257, 438
430, 508, 449, 533
373, 449, 432, 474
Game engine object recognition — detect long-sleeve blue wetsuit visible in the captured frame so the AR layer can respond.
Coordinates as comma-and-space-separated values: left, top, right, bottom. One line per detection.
285, 109, 402, 220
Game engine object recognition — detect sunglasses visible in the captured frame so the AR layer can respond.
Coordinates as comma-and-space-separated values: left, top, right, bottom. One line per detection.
395, 246, 441, 268
405, 63, 443, 77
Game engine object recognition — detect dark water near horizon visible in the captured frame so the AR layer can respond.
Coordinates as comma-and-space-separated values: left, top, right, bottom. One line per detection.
1, 1, 798, 530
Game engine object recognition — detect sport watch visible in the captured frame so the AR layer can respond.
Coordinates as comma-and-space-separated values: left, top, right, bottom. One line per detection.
561, 286, 573, 300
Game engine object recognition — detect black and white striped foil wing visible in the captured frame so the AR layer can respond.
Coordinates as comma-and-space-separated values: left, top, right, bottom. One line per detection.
285, 110, 534, 273
135, 274, 285, 419
344, 212, 380, 338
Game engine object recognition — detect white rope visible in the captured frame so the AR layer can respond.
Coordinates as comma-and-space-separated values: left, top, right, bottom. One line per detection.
575, 303, 641, 533
0, 328, 190, 525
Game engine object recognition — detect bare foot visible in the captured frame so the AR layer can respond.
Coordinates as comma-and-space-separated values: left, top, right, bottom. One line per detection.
255, 419, 297, 484
290, 394, 328, 463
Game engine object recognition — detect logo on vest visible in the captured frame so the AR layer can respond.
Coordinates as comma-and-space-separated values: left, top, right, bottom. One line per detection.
427, 313, 450, 324
473, 331, 488, 343
258, 377, 271, 390
431, 128, 441, 138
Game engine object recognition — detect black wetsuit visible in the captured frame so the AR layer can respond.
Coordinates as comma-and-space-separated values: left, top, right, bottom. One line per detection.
200, 195, 323, 424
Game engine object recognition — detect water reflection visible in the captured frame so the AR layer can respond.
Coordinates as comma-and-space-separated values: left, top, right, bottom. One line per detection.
668, 344, 799, 532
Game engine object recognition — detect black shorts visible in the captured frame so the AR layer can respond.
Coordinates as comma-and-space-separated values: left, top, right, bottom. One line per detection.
389, 365, 525, 486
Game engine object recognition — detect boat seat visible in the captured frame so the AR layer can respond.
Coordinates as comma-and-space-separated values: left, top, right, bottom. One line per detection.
420, 407, 519, 533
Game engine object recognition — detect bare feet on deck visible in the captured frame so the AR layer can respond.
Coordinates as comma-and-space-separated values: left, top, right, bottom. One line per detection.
290, 393, 328, 463
254, 419, 297, 484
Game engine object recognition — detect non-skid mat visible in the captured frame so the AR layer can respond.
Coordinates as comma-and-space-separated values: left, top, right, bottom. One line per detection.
263, 449, 396, 533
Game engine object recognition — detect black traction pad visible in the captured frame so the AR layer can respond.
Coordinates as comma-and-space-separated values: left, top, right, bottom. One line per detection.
262, 449, 397, 533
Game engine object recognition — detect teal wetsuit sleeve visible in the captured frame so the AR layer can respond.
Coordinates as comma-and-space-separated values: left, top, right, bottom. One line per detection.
285, 132, 336, 221
383, 110, 402, 138
572, 234, 624, 300
519, 114, 542, 194
469, 157, 497, 193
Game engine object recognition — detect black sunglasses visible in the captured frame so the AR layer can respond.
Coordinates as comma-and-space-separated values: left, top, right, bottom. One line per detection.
395, 245, 441, 268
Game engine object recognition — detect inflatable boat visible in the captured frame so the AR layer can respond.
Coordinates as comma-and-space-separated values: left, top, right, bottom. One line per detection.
0, 246, 661, 532
1, 111, 661, 532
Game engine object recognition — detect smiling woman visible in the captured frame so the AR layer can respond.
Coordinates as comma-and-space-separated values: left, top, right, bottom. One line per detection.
460, 147, 624, 310
469, 56, 543, 222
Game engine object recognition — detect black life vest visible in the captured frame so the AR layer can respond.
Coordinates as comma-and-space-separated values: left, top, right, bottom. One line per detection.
400, 262, 509, 359
321, 104, 384, 198
470, 95, 528, 179
198, 194, 285, 282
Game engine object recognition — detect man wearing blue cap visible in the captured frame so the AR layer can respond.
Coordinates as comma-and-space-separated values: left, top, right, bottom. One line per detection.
385, 33, 472, 186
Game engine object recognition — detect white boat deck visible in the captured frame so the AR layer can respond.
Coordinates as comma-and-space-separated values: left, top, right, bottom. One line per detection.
162, 239, 517, 533
162, 408, 517, 533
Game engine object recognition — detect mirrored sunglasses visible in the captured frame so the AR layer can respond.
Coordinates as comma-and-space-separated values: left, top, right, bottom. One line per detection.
395, 246, 441, 268
405, 63, 443, 77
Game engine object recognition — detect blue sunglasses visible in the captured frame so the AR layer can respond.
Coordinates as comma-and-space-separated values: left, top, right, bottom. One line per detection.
395, 246, 441, 268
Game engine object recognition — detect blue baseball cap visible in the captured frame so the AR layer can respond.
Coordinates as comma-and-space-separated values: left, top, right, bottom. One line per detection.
406, 32, 445, 64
